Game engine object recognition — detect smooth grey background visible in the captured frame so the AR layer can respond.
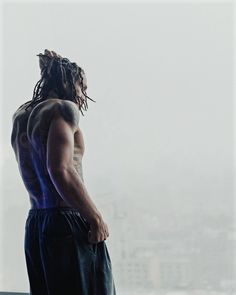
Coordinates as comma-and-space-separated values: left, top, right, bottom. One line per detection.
1, 1, 234, 294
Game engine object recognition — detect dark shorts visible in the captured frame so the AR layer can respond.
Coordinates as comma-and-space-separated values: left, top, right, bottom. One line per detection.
24, 207, 116, 295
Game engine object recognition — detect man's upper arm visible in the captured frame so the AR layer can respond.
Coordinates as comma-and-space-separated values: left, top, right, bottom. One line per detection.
46, 100, 80, 173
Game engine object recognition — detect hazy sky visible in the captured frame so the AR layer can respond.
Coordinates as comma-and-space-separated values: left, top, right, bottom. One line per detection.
0, 1, 233, 292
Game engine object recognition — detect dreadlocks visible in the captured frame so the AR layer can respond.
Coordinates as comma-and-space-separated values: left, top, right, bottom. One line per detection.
24, 53, 95, 116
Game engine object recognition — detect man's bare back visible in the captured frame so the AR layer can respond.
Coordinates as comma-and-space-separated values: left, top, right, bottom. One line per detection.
11, 98, 86, 209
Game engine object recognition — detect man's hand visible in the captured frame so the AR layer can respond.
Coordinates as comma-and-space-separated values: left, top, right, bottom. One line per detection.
44, 49, 62, 59
88, 217, 109, 244
38, 49, 62, 72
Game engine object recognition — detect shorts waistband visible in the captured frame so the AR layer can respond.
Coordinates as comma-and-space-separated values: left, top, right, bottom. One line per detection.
28, 207, 82, 215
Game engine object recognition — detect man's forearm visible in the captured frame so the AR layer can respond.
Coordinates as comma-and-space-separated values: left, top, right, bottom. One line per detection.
48, 166, 102, 223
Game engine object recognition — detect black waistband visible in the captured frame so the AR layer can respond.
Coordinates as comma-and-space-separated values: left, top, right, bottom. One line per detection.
29, 207, 81, 215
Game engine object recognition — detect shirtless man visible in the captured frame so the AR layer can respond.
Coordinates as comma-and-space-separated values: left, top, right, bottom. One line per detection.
11, 49, 116, 295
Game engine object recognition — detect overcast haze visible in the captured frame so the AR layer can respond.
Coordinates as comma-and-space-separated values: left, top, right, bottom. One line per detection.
0, 2, 234, 293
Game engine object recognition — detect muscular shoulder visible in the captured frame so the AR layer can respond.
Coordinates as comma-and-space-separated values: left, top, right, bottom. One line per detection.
56, 100, 80, 128
12, 101, 31, 122
11, 102, 32, 148
27, 99, 80, 139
